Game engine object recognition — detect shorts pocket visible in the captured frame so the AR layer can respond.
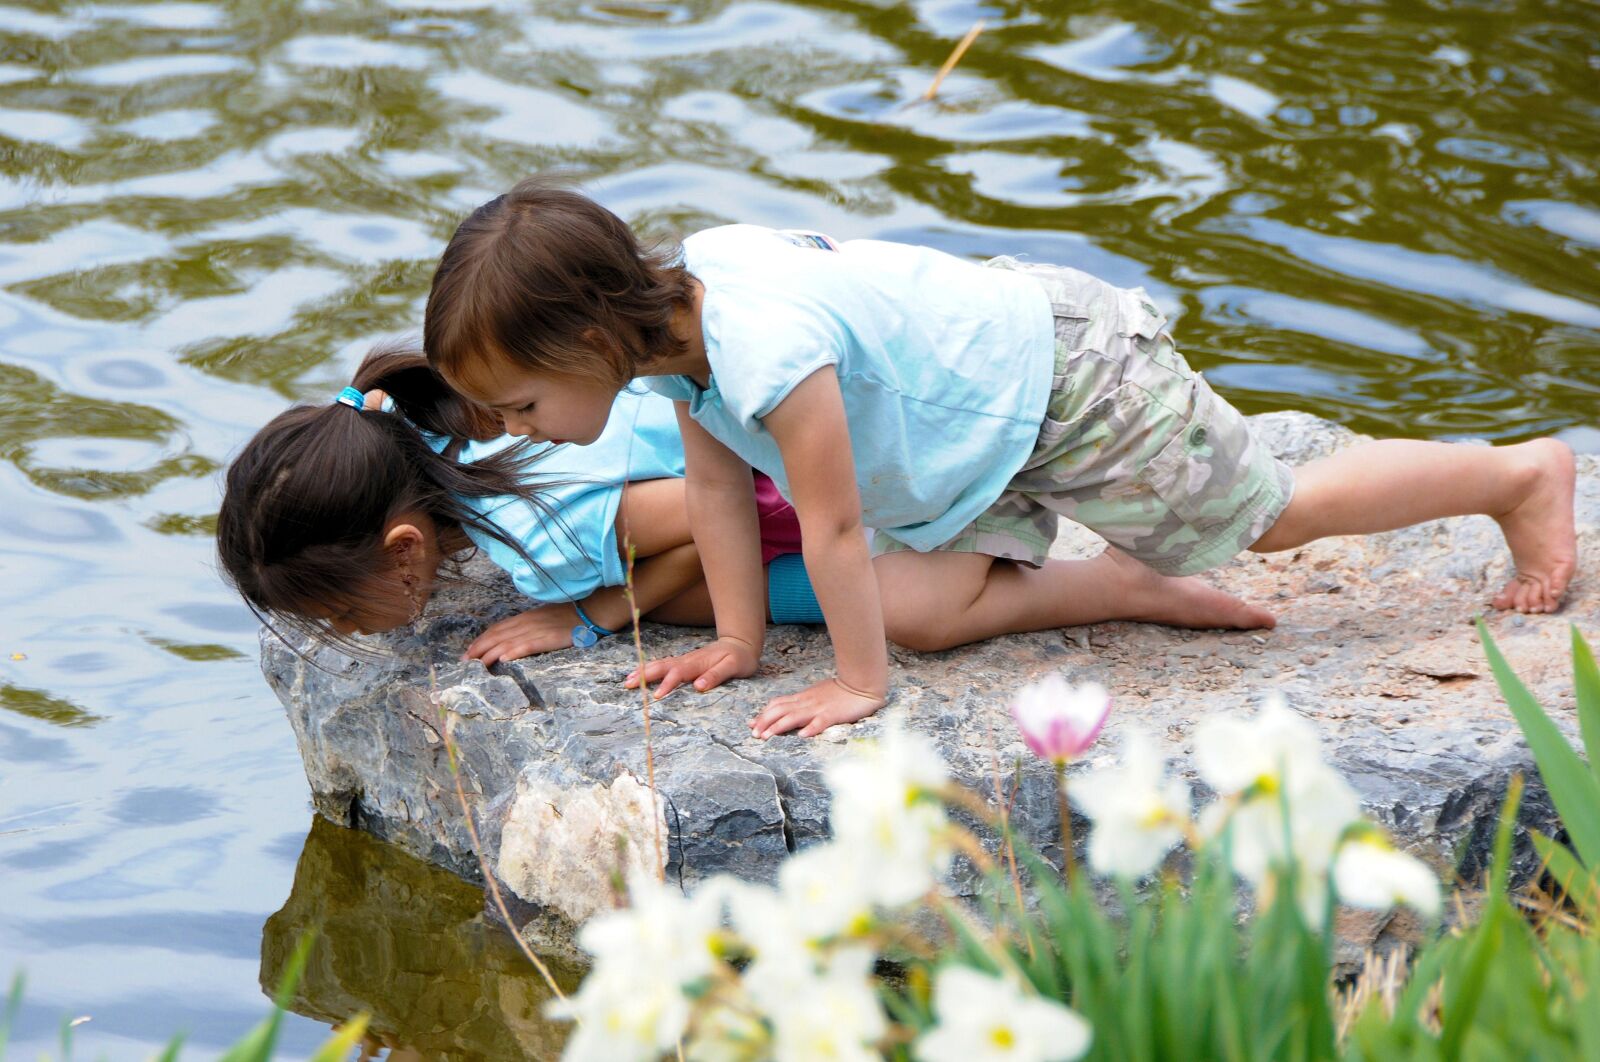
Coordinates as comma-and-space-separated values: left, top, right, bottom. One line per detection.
1115, 288, 1169, 341
1133, 380, 1232, 530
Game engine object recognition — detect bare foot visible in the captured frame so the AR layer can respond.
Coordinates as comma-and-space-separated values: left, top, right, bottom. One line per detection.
1107, 551, 1276, 629
1492, 438, 1577, 614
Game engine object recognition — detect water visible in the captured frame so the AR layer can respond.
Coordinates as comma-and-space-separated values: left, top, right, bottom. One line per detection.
0, 0, 1595, 1056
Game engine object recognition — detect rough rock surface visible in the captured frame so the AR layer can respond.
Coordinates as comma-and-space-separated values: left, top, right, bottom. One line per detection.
261, 413, 1598, 964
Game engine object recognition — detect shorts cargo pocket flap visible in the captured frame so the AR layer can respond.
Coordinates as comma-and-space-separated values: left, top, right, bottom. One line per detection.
1133, 382, 1222, 529
1116, 289, 1168, 340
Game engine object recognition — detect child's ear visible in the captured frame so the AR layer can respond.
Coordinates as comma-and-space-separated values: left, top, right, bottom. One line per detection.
581, 326, 630, 365
382, 522, 427, 572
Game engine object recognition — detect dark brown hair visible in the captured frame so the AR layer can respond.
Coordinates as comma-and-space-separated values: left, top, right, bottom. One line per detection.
216, 341, 550, 648
424, 177, 695, 388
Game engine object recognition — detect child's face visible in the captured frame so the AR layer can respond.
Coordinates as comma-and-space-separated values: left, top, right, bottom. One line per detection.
451, 354, 616, 446
314, 572, 424, 637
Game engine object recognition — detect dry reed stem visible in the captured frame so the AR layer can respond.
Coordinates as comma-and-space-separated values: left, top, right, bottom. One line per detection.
431, 668, 570, 1007
922, 20, 985, 101
620, 534, 667, 884
1334, 946, 1409, 1043
984, 705, 1034, 957
948, 824, 1000, 878
1514, 889, 1591, 935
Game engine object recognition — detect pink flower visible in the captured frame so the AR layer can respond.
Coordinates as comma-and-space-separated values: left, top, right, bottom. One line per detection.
1010, 675, 1111, 763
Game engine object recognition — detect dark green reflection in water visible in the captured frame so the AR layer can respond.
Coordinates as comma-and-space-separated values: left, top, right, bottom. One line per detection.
0, 0, 1592, 436
0, 683, 104, 727
261, 817, 579, 1061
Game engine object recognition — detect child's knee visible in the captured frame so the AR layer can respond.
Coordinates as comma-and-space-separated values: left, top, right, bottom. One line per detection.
1247, 484, 1313, 554
882, 606, 958, 653
885, 617, 957, 652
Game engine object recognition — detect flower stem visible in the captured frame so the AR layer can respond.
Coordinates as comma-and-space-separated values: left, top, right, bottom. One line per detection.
1056, 759, 1075, 884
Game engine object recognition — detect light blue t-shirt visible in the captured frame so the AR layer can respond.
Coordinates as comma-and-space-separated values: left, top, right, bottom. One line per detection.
437, 389, 686, 604
645, 224, 1055, 551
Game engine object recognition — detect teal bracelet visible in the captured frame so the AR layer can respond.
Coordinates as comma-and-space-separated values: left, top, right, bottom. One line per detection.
570, 603, 616, 649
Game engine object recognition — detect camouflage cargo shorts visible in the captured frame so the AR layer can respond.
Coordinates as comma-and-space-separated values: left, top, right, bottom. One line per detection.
873, 259, 1295, 577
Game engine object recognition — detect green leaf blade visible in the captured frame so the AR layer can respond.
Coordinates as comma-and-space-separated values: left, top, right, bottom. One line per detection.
1478, 621, 1600, 868
1569, 626, 1600, 785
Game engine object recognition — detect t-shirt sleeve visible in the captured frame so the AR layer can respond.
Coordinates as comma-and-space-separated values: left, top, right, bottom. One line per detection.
642, 375, 696, 402
702, 290, 843, 428
688, 225, 849, 429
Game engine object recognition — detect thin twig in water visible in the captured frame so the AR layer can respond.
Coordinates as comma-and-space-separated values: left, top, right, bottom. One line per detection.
432, 667, 570, 1008
922, 20, 985, 101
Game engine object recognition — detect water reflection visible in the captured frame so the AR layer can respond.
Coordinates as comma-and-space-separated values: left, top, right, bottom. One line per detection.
262, 817, 578, 1061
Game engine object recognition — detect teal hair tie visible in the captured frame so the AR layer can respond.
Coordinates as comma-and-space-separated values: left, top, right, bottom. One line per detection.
334, 386, 365, 410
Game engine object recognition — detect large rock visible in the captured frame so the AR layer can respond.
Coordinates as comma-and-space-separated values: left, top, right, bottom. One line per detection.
261, 414, 1598, 961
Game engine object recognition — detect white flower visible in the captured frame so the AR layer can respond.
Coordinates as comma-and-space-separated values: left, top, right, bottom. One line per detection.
765, 947, 887, 1062
726, 878, 803, 963
1334, 835, 1442, 919
1193, 695, 1327, 797
826, 722, 949, 805
1071, 728, 1189, 878
727, 878, 839, 1019
777, 842, 876, 942
724, 847, 871, 956
1194, 697, 1363, 926
685, 1003, 770, 1062
1011, 676, 1111, 763
551, 871, 731, 1061
724, 847, 876, 1019
1215, 767, 1358, 879
824, 723, 954, 908
555, 968, 693, 1062
915, 965, 1091, 1062
575, 870, 729, 983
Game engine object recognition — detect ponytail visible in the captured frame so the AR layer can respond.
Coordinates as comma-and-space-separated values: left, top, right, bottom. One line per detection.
352, 339, 503, 443
217, 340, 559, 649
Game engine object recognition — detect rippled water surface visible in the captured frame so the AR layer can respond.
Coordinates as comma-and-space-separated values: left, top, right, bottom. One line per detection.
0, 0, 1596, 1055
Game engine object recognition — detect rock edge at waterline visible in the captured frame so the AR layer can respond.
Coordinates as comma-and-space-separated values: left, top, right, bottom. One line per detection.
261, 413, 1597, 965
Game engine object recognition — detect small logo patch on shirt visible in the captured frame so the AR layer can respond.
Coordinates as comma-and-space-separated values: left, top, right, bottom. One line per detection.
777, 229, 840, 251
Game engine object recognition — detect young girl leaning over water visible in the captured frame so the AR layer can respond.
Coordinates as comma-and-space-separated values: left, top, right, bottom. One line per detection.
423, 179, 1577, 739
217, 344, 820, 661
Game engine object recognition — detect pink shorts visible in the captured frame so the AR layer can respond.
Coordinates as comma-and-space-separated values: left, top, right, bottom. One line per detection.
754, 472, 803, 565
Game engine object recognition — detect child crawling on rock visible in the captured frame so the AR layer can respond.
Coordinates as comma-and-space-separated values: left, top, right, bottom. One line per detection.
217, 343, 828, 660
419, 179, 1578, 741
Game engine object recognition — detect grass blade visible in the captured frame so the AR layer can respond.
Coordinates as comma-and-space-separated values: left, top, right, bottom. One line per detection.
1571, 626, 1600, 785
1478, 621, 1600, 867
1531, 831, 1599, 920
307, 1014, 371, 1062
1439, 779, 1522, 1058
1, 973, 21, 1059
216, 931, 315, 1062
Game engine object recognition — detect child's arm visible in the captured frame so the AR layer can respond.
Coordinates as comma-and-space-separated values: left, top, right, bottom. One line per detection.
624, 403, 767, 697
747, 368, 888, 737
464, 544, 703, 666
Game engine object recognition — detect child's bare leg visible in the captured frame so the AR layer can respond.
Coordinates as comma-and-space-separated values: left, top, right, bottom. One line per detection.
876, 547, 1274, 653
1249, 439, 1576, 613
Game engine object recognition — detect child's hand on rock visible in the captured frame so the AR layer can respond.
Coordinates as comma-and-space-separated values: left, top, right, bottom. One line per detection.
625, 637, 759, 698
750, 677, 887, 740
464, 604, 581, 665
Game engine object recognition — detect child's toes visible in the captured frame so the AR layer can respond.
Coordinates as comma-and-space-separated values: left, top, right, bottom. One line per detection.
1492, 579, 1517, 611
